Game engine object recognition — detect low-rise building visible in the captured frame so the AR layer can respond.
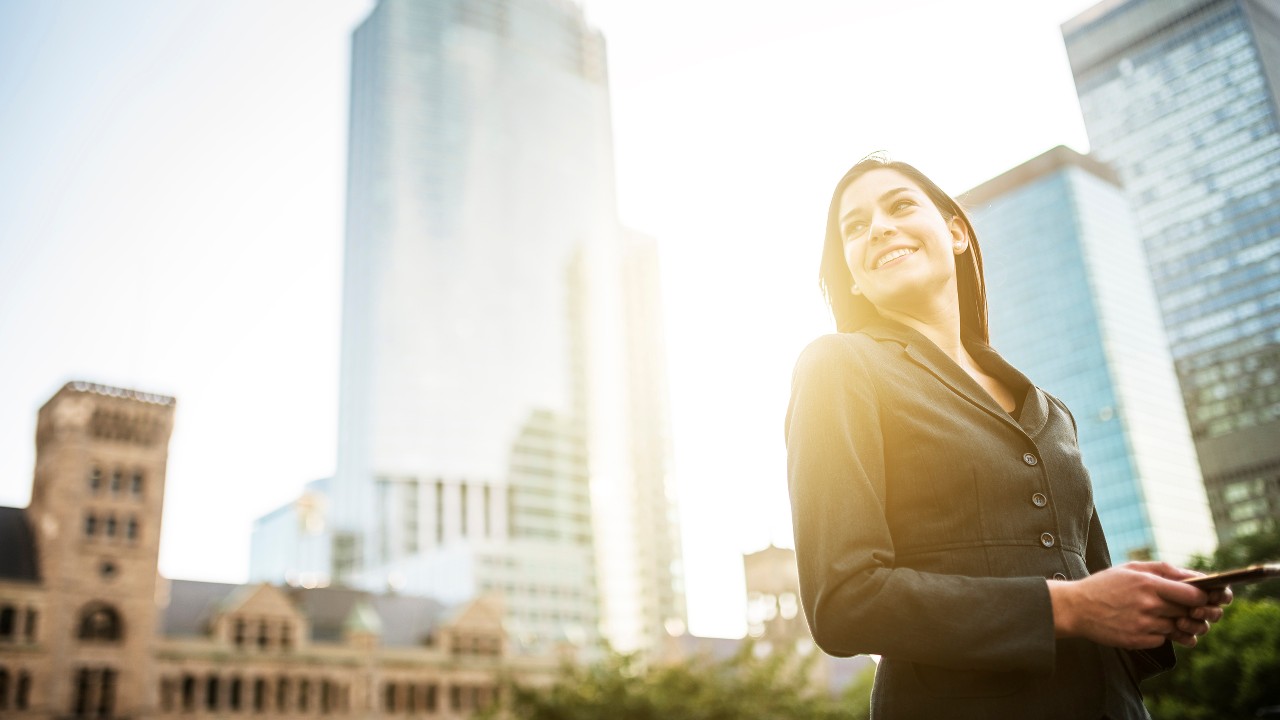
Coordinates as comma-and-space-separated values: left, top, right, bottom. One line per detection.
0, 382, 554, 719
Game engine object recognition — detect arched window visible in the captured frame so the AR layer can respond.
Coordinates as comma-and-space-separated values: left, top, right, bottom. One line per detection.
77, 603, 123, 642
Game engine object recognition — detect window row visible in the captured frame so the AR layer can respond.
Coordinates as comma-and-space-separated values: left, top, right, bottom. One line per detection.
71, 666, 115, 719
160, 674, 348, 715
0, 666, 33, 712
231, 616, 295, 651
88, 465, 145, 497
383, 681, 495, 714
84, 511, 139, 541
0, 604, 37, 643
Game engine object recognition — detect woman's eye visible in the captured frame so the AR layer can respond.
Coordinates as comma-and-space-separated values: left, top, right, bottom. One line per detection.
892, 199, 915, 212
845, 223, 867, 238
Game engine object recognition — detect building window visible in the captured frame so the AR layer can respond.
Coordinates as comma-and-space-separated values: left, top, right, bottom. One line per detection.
77, 604, 123, 642
258, 619, 270, 650
0, 667, 10, 711
84, 514, 97, 537
109, 470, 122, 494
253, 678, 267, 711
126, 517, 138, 541
0, 606, 14, 640
321, 679, 333, 714
275, 677, 290, 712
298, 679, 310, 712
229, 676, 242, 711
384, 682, 396, 712
15, 671, 29, 710
460, 483, 469, 537
181, 674, 196, 712
234, 618, 247, 647
105, 515, 117, 538
205, 675, 220, 711
89, 467, 102, 493
425, 683, 438, 712
23, 608, 37, 642
130, 471, 143, 497
98, 669, 116, 718
281, 622, 293, 651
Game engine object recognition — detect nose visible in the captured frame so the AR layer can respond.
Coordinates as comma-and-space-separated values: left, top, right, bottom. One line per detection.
868, 212, 896, 243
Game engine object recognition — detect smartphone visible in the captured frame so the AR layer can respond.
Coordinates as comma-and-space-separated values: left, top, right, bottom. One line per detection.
1184, 563, 1280, 589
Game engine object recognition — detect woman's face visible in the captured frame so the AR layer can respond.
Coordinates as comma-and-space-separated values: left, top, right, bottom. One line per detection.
836, 168, 967, 316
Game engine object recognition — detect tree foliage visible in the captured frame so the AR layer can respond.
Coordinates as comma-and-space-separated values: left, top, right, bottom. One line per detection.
1143, 527, 1280, 718
1187, 524, 1280, 601
479, 642, 875, 720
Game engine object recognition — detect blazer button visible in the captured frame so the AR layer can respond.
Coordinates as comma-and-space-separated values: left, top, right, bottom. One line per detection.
1052, 572, 1068, 581
1032, 493, 1048, 507
1040, 532, 1055, 548
1023, 453, 1039, 466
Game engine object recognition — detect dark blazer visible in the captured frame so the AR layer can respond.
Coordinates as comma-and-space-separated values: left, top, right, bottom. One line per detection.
786, 320, 1174, 720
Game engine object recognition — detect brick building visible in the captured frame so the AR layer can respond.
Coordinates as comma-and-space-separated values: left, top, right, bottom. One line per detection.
0, 382, 555, 719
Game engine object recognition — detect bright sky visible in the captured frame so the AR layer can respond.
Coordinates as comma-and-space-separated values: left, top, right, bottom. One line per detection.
0, 0, 1100, 639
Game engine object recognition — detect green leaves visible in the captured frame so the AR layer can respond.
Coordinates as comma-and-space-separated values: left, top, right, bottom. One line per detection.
479, 641, 874, 720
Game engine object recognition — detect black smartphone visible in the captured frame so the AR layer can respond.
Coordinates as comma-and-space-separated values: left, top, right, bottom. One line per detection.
1184, 563, 1280, 589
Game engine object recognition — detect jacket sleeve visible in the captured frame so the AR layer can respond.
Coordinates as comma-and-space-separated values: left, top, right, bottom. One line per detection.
1083, 506, 1177, 680
785, 334, 1057, 675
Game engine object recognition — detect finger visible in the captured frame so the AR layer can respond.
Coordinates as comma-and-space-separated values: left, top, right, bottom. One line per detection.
1151, 576, 1209, 607
1176, 617, 1210, 636
1130, 561, 1199, 581
1170, 631, 1197, 648
1190, 606, 1224, 623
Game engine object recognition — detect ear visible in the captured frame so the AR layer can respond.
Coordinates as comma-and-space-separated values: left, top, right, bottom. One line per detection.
949, 216, 969, 255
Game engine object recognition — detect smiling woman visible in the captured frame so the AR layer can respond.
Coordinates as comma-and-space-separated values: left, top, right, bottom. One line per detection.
786, 155, 1232, 719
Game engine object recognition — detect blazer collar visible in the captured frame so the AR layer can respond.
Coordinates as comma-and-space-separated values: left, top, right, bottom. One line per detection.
858, 318, 1047, 437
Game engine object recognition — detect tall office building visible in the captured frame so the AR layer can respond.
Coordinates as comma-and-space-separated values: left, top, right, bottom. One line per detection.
964, 146, 1217, 565
251, 0, 684, 655
1063, 0, 1280, 542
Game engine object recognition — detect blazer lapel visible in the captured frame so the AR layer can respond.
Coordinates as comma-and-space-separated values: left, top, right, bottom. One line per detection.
860, 320, 1029, 437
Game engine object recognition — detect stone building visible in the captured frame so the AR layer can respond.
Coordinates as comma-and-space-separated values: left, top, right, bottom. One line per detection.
0, 382, 554, 719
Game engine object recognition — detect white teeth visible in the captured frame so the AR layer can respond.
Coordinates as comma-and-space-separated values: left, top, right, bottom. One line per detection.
875, 248, 915, 269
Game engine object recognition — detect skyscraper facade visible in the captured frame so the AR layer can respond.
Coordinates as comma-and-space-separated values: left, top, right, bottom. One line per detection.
964, 146, 1217, 565
252, 0, 684, 655
1063, 0, 1280, 542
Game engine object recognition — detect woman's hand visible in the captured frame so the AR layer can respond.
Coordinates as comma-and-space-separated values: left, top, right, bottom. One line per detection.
1048, 561, 1223, 649
1168, 571, 1233, 647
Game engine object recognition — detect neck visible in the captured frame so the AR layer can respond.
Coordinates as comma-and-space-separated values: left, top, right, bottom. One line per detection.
878, 305, 968, 367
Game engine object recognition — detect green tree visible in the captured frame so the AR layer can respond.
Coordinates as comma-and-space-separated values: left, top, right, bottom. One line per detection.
1187, 524, 1280, 601
1143, 527, 1280, 718
1144, 598, 1280, 719
479, 642, 875, 720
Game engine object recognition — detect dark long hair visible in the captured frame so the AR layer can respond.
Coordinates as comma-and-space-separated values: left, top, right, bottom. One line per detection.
818, 155, 989, 342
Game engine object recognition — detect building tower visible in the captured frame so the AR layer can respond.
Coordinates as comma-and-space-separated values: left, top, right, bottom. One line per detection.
963, 146, 1217, 564
22, 383, 175, 718
251, 0, 685, 656
1063, 0, 1280, 542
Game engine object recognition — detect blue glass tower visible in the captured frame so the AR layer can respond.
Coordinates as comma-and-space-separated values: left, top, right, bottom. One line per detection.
964, 146, 1217, 564
1064, 0, 1280, 542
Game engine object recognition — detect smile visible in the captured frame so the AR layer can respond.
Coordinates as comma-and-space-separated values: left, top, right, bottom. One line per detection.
874, 247, 916, 269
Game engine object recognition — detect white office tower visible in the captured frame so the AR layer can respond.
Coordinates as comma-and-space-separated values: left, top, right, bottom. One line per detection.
250, 0, 685, 656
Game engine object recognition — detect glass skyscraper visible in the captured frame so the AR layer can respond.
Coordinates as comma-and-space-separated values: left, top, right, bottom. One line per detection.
251, 0, 684, 656
964, 146, 1217, 564
1064, 0, 1280, 542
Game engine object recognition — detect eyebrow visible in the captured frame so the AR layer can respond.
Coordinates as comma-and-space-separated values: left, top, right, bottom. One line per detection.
840, 187, 914, 226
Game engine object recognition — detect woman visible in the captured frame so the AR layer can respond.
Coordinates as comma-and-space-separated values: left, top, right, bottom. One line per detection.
785, 156, 1230, 719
